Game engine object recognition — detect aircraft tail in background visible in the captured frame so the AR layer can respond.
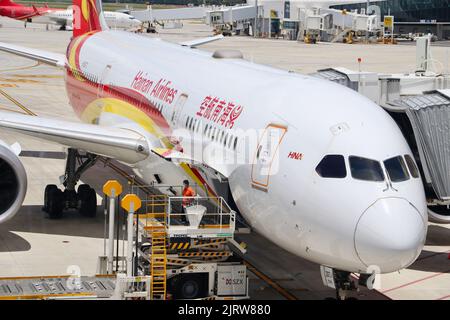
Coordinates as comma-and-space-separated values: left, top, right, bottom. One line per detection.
72, 0, 107, 37
0, 0, 22, 6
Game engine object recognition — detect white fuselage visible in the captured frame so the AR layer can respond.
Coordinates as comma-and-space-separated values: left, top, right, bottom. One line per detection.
67, 30, 428, 274
45, 9, 142, 29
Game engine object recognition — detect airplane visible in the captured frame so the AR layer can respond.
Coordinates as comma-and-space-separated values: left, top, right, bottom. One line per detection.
0, 0, 61, 25
0, 0, 142, 31
0, 0, 428, 299
45, 8, 142, 31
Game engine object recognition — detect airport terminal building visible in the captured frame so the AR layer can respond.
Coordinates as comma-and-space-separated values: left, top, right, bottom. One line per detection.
332, 0, 450, 39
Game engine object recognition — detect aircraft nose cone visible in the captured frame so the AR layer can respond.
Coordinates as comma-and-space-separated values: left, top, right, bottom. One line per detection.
354, 198, 426, 273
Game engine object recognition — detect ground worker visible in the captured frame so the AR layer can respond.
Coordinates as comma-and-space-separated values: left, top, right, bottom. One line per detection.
181, 180, 196, 224
182, 180, 196, 209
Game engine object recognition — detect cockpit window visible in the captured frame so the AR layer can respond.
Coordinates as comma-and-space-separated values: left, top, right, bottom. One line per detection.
384, 156, 410, 182
315, 155, 347, 178
349, 156, 384, 182
405, 155, 420, 178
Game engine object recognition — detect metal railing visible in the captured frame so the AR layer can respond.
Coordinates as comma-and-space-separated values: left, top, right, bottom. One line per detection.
166, 196, 235, 232
128, 184, 234, 232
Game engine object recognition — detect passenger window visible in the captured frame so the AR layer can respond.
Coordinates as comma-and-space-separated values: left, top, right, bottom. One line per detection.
349, 156, 384, 182
315, 155, 347, 178
384, 156, 410, 182
405, 155, 420, 178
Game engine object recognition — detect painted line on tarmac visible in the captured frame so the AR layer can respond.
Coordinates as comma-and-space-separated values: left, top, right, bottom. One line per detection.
382, 269, 450, 294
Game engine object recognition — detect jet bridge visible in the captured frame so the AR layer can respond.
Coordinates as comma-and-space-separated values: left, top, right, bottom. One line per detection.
389, 90, 450, 202
130, 6, 207, 26
205, 5, 257, 36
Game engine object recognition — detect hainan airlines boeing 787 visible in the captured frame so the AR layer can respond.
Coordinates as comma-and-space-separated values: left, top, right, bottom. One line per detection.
0, 0, 427, 298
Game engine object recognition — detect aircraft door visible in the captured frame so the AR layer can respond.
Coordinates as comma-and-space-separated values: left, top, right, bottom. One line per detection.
97, 64, 112, 98
251, 124, 287, 190
171, 93, 188, 126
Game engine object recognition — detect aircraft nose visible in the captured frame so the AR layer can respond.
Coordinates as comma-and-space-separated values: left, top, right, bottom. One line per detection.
354, 198, 426, 273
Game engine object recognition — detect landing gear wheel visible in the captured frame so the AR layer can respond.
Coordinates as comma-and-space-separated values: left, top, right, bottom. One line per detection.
42, 149, 99, 219
359, 272, 376, 290
44, 184, 57, 212
47, 187, 64, 219
79, 186, 97, 217
77, 184, 90, 196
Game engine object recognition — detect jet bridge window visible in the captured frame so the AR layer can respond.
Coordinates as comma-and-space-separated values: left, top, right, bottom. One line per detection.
405, 155, 420, 178
315, 155, 347, 178
384, 156, 410, 183
349, 156, 385, 182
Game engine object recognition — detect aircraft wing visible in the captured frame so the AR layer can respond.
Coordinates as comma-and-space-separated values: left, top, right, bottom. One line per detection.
179, 35, 224, 48
0, 111, 151, 164
0, 41, 66, 67
0, 34, 222, 67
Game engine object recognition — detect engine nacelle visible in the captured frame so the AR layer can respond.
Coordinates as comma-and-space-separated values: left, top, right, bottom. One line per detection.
0, 141, 27, 224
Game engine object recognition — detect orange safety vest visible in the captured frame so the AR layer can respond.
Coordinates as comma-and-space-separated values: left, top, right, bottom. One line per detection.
182, 186, 195, 207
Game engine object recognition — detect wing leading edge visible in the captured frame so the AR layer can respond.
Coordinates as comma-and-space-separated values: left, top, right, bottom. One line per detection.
0, 41, 66, 67
0, 112, 151, 164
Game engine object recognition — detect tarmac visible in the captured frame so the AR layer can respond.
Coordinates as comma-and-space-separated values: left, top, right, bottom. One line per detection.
0, 16, 448, 300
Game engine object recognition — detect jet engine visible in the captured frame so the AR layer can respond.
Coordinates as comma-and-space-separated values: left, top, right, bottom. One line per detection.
0, 141, 27, 224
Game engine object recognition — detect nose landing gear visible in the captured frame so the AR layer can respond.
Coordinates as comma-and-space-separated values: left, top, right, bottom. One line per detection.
333, 270, 357, 300
320, 266, 377, 300
42, 148, 98, 219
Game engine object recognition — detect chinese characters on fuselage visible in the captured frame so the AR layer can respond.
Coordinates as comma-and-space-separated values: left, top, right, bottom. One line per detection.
196, 95, 243, 129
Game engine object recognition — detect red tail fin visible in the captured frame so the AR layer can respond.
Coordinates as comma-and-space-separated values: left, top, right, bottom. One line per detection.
73, 0, 104, 37
0, 0, 22, 6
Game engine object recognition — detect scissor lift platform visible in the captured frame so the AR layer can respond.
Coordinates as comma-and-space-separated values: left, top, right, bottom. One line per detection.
125, 185, 249, 299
